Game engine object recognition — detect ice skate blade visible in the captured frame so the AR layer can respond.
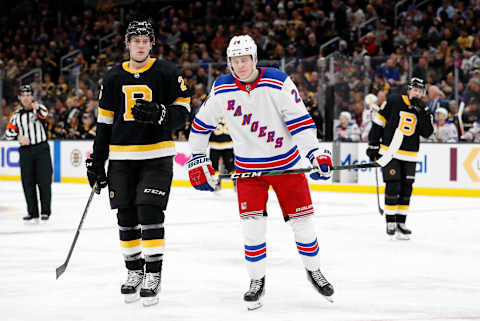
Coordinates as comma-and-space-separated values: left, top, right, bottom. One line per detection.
395, 233, 410, 240
246, 300, 263, 310
322, 294, 334, 303
142, 296, 159, 307
24, 219, 39, 225
123, 292, 140, 303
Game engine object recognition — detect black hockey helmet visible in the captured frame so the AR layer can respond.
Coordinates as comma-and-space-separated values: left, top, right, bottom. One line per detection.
407, 77, 426, 96
19, 84, 33, 95
407, 77, 425, 90
125, 21, 155, 45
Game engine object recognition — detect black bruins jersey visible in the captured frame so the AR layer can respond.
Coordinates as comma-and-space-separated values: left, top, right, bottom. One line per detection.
209, 117, 233, 150
369, 94, 433, 162
94, 58, 191, 161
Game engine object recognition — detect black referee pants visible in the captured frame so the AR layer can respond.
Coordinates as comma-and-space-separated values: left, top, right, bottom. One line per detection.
19, 142, 52, 217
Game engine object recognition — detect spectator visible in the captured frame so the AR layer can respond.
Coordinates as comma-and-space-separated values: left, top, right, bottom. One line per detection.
335, 111, 360, 141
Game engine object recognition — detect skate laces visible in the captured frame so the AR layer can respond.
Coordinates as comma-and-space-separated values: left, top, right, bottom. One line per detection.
248, 279, 263, 294
311, 270, 329, 287
125, 270, 143, 286
143, 272, 161, 290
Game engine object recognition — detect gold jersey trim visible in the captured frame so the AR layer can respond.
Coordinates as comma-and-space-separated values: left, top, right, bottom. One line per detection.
122, 58, 156, 74
110, 141, 174, 153
402, 95, 411, 106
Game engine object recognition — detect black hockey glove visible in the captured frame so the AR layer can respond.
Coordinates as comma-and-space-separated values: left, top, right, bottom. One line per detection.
131, 99, 167, 125
410, 97, 430, 117
86, 155, 108, 194
366, 145, 380, 161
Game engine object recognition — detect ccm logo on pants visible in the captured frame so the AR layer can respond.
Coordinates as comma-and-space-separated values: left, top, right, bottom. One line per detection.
144, 188, 166, 196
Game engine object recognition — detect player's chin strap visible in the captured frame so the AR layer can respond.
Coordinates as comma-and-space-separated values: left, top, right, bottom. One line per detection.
215, 129, 404, 181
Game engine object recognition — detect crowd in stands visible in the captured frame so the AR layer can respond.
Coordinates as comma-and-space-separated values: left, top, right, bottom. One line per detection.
1, 0, 480, 143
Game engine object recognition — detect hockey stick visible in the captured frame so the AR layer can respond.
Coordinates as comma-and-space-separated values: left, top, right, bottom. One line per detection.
374, 168, 384, 215
458, 101, 465, 137
56, 182, 97, 280
217, 162, 381, 179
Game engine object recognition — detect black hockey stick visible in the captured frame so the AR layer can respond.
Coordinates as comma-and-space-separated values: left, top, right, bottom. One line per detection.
217, 162, 380, 179
374, 167, 384, 215
56, 182, 97, 280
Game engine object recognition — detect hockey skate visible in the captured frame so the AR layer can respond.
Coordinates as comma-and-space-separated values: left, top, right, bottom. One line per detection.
243, 277, 265, 310
395, 223, 411, 240
386, 222, 396, 239
306, 269, 334, 303
121, 269, 144, 303
23, 214, 39, 224
41, 214, 50, 221
140, 272, 161, 307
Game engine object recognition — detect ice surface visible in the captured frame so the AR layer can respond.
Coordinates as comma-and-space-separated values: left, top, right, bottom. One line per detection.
1, 181, 479, 321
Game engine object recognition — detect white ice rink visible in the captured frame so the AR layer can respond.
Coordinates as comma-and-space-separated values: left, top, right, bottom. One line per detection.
1, 180, 479, 321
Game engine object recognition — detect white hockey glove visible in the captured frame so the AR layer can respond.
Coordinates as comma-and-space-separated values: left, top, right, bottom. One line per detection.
307, 149, 333, 180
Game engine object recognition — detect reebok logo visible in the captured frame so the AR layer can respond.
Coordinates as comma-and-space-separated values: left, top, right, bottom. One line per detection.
144, 188, 166, 196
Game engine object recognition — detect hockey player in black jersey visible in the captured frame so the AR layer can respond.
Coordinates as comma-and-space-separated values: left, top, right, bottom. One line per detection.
85, 21, 191, 306
366, 78, 433, 240
209, 117, 234, 190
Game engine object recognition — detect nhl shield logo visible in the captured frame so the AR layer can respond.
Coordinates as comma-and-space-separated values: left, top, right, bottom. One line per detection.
246, 85, 251, 91
389, 169, 396, 176
241, 202, 247, 210
134, 73, 140, 78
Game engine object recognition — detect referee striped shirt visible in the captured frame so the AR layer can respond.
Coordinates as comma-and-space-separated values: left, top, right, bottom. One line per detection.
5, 104, 49, 145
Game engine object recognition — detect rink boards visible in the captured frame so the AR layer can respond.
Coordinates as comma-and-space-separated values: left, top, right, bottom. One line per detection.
0, 140, 479, 197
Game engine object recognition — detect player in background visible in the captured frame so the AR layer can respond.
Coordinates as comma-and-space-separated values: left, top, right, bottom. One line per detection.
334, 111, 361, 141
85, 21, 191, 306
187, 35, 334, 310
426, 107, 458, 142
360, 90, 387, 142
461, 119, 480, 142
366, 77, 433, 240
209, 117, 234, 190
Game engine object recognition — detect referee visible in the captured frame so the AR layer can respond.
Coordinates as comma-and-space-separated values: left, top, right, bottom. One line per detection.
5, 84, 53, 222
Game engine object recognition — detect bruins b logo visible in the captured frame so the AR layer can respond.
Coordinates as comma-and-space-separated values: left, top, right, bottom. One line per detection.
398, 111, 417, 136
122, 85, 153, 121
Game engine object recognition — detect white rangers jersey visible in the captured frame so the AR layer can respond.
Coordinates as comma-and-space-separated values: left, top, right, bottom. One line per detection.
428, 121, 458, 142
335, 122, 361, 142
463, 120, 480, 142
189, 67, 322, 172
360, 104, 376, 141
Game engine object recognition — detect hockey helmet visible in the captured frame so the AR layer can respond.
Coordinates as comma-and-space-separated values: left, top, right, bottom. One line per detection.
339, 111, 352, 121
435, 107, 448, 117
226, 35, 257, 75
364, 93, 378, 106
19, 84, 33, 95
125, 21, 155, 45
407, 77, 426, 95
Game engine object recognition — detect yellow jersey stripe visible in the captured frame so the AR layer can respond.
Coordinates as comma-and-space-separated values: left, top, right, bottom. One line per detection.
402, 95, 411, 106
384, 204, 398, 211
122, 58, 156, 74
375, 113, 386, 125
98, 107, 114, 117
174, 97, 191, 105
142, 239, 165, 248
380, 145, 418, 157
398, 205, 409, 210
110, 141, 175, 153
120, 239, 141, 248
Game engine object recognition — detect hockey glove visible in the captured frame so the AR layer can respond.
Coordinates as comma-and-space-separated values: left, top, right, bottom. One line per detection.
307, 149, 333, 180
366, 145, 380, 161
410, 97, 430, 117
131, 99, 167, 125
86, 155, 108, 194
187, 154, 216, 191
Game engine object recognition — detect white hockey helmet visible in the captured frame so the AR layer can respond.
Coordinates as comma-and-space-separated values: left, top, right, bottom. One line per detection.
364, 93, 378, 106
226, 35, 257, 76
435, 107, 448, 117
339, 111, 352, 121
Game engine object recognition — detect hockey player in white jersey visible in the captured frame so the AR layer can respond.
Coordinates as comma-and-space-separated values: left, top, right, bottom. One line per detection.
335, 111, 361, 141
187, 35, 334, 310
427, 107, 458, 142
462, 120, 480, 142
